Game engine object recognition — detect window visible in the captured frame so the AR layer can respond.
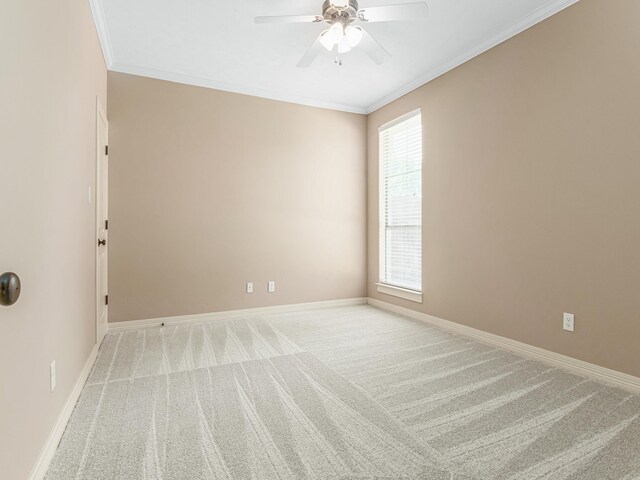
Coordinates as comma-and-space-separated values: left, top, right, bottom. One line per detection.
378, 110, 422, 302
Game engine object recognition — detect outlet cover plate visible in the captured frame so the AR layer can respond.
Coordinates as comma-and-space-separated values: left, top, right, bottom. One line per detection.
563, 312, 575, 332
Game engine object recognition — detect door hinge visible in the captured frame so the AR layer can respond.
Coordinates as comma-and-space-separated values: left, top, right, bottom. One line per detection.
105, 295, 109, 306
105, 220, 109, 230
105, 145, 109, 156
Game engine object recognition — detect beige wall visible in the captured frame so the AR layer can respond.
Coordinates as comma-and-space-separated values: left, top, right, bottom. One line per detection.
368, 0, 640, 378
0, 0, 107, 478
107, 72, 367, 322
1, 0, 637, 477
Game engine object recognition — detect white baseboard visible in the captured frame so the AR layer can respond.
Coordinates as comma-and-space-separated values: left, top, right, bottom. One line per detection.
108, 297, 368, 333
368, 298, 640, 394
22, 296, 638, 480
28, 343, 99, 480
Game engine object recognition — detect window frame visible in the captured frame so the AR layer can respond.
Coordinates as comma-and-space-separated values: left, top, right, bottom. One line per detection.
377, 109, 423, 303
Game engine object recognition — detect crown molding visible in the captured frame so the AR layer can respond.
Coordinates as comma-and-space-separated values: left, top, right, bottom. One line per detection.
88, 0, 114, 68
365, 0, 582, 113
109, 62, 368, 114
89, 0, 581, 115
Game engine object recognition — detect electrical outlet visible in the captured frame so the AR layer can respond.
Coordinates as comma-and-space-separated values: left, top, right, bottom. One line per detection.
50, 361, 56, 392
268, 281, 275, 293
246, 282, 253, 294
563, 312, 575, 332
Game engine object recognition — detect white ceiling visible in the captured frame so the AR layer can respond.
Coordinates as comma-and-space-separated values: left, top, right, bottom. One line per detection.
89, 0, 579, 113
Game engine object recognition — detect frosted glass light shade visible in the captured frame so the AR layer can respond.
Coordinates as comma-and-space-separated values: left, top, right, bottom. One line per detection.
319, 30, 334, 51
338, 36, 352, 53
327, 22, 344, 44
345, 25, 363, 47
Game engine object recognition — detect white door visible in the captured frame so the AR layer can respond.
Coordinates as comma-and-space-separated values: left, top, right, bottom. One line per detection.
96, 100, 109, 345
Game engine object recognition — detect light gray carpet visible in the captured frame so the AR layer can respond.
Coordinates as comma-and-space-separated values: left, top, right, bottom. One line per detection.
46, 305, 640, 479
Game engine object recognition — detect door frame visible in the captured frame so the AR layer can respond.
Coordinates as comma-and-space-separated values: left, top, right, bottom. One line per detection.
95, 98, 109, 345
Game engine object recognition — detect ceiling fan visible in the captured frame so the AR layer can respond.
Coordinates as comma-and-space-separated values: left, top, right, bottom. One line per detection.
255, 0, 429, 68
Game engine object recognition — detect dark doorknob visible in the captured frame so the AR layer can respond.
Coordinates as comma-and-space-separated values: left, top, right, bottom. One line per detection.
98, 239, 106, 246
0, 272, 21, 306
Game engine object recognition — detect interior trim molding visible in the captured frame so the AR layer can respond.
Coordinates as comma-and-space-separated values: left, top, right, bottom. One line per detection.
89, 0, 581, 115
109, 62, 368, 115
28, 344, 99, 480
367, 297, 640, 394
88, 0, 114, 68
376, 283, 423, 303
365, 0, 582, 113
108, 297, 368, 333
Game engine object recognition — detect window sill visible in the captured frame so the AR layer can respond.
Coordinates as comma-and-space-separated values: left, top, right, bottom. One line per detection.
376, 283, 423, 303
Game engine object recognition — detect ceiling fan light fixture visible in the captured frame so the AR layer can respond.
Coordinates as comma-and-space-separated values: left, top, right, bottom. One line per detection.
345, 25, 363, 47
256, 0, 423, 67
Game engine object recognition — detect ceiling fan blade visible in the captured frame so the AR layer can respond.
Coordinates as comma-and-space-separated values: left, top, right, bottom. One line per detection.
255, 15, 324, 24
357, 2, 428, 23
297, 34, 325, 68
359, 29, 391, 65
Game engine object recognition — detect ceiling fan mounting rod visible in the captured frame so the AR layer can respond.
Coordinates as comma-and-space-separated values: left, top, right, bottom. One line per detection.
322, 0, 359, 25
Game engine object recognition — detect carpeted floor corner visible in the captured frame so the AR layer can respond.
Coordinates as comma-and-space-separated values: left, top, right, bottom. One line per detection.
46, 305, 640, 479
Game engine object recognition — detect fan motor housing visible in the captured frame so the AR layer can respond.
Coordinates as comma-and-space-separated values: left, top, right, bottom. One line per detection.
322, 0, 359, 24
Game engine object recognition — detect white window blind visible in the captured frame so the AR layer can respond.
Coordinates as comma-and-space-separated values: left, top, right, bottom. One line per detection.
379, 111, 422, 292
